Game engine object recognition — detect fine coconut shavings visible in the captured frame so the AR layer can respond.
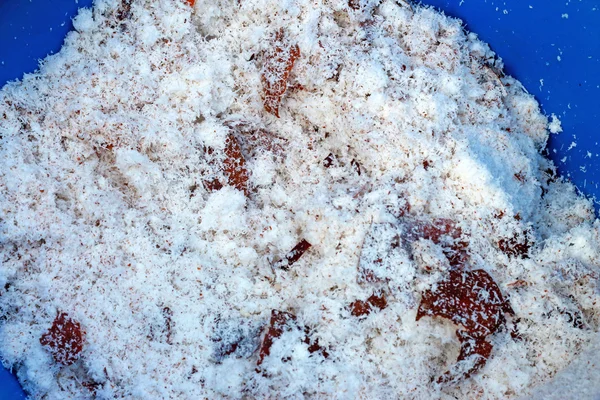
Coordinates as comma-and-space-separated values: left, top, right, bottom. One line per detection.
0, 0, 599, 398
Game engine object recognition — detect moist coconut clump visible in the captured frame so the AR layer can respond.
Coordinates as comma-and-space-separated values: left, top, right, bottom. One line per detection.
1, 0, 599, 398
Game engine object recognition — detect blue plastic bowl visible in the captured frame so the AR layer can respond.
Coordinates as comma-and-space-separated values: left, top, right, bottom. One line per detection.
1, 0, 598, 397
425, 0, 600, 208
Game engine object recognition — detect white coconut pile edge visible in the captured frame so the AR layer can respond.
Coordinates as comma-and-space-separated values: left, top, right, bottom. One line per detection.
0, 0, 599, 398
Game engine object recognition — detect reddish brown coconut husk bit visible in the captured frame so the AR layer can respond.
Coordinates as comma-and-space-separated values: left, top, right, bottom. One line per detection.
275, 239, 312, 270
357, 223, 403, 284
302, 326, 329, 358
417, 269, 513, 382
257, 310, 296, 365
202, 134, 249, 196
202, 178, 223, 192
414, 218, 461, 244
223, 134, 249, 196
257, 310, 328, 367
417, 269, 512, 337
261, 29, 300, 118
412, 219, 469, 267
82, 381, 101, 395
350, 293, 388, 317
40, 312, 84, 366
437, 330, 494, 384
228, 123, 288, 158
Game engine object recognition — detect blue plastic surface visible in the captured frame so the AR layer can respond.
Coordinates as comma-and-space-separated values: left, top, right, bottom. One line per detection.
0, 0, 599, 398
0, 0, 94, 86
0, 2, 93, 397
0, 366, 26, 400
423, 0, 600, 208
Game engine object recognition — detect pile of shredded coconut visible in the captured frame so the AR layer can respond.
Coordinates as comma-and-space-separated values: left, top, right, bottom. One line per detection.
1, 0, 599, 398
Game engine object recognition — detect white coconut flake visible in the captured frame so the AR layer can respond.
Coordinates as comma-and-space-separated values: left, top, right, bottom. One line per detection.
0, 0, 599, 399
549, 113, 563, 134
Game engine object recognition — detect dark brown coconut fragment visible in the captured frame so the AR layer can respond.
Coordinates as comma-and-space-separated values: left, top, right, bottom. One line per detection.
348, 0, 361, 10
302, 326, 329, 358
498, 232, 531, 259
40, 312, 84, 366
275, 239, 312, 270
82, 381, 101, 395
116, 0, 132, 21
351, 159, 361, 175
323, 153, 335, 168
